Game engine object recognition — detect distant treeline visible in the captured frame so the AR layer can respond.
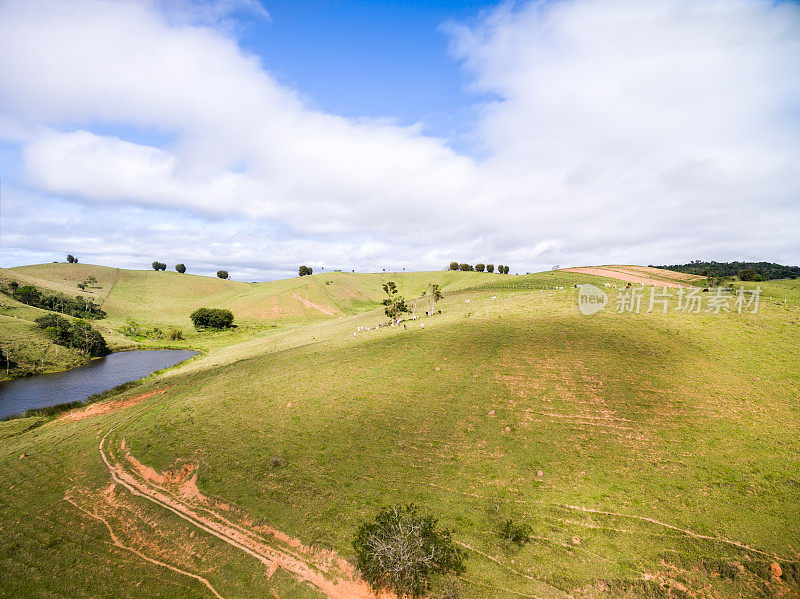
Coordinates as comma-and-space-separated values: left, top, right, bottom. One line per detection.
2, 282, 106, 319
655, 261, 799, 281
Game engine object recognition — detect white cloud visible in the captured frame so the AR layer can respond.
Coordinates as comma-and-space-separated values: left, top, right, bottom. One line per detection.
1, 0, 799, 278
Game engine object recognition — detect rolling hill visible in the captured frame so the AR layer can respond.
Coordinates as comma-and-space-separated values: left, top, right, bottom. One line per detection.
1, 264, 798, 598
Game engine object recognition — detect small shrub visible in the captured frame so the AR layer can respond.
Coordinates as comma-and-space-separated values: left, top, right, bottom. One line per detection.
353, 504, 466, 598
498, 519, 531, 546
120, 319, 141, 338
167, 327, 183, 340
269, 455, 287, 468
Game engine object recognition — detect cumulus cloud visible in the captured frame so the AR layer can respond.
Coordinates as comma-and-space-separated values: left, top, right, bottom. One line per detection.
1, 0, 798, 277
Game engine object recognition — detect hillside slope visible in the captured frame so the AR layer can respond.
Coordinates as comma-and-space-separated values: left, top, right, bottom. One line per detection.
5, 263, 612, 329
1, 270, 798, 598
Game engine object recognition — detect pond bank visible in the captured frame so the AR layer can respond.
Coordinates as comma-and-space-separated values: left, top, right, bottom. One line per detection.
0, 349, 197, 420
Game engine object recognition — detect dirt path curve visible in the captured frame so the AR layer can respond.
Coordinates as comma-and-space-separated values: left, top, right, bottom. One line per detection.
563, 267, 687, 288
291, 290, 338, 316
64, 494, 225, 598
98, 426, 392, 599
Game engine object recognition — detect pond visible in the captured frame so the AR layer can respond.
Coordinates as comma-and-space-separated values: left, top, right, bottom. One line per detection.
0, 349, 197, 420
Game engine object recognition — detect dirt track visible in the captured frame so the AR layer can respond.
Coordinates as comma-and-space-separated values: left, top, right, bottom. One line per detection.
291, 291, 338, 316
98, 426, 392, 599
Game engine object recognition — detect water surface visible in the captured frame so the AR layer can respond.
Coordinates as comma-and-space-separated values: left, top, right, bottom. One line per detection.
0, 349, 196, 419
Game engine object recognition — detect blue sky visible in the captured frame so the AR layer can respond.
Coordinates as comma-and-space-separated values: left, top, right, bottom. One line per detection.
0, 0, 798, 279
245, 1, 494, 139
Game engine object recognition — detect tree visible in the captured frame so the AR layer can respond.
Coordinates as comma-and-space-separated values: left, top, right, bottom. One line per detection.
738, 268, 763, 282
449, 262, 459, 271
190, 307, 234, 329
217, 270, 229, 279
424, 283, 443, 316
497, 519, 532, 547
497, 264, 504, 274
458, 263, 473, 272
13, 285, 41, 306
299, 265, 313, 276
35, 314, 72, 345
486, 264, 494, 273
77, 282, 87, 291
152, 261, 166, 271
175, 263, 186, 274
353, 505, 466, 598
475, 263, 485, 272
503, 265, 510, 274
382, 281, 409, 325
66, 254, 76, 263
39, 316, 108, 357
70, 319, 109, 356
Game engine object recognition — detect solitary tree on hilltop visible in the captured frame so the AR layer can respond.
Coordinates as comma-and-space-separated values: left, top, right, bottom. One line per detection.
66, 254, 76, 264
175, 263, 186, 274
299, 265, 313, 276
217, 270, 229, 279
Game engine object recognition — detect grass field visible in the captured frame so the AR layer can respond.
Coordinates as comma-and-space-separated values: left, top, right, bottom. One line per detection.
1, 265, 798, 598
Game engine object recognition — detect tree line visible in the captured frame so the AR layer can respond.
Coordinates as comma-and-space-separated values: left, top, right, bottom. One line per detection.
655, 260, 799, 281
448, 262, 509, 274
3, 282, 105, 319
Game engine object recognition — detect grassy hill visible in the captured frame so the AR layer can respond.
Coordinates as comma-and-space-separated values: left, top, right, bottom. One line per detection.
5, 264, 529, 325
1, 265, 798, 598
